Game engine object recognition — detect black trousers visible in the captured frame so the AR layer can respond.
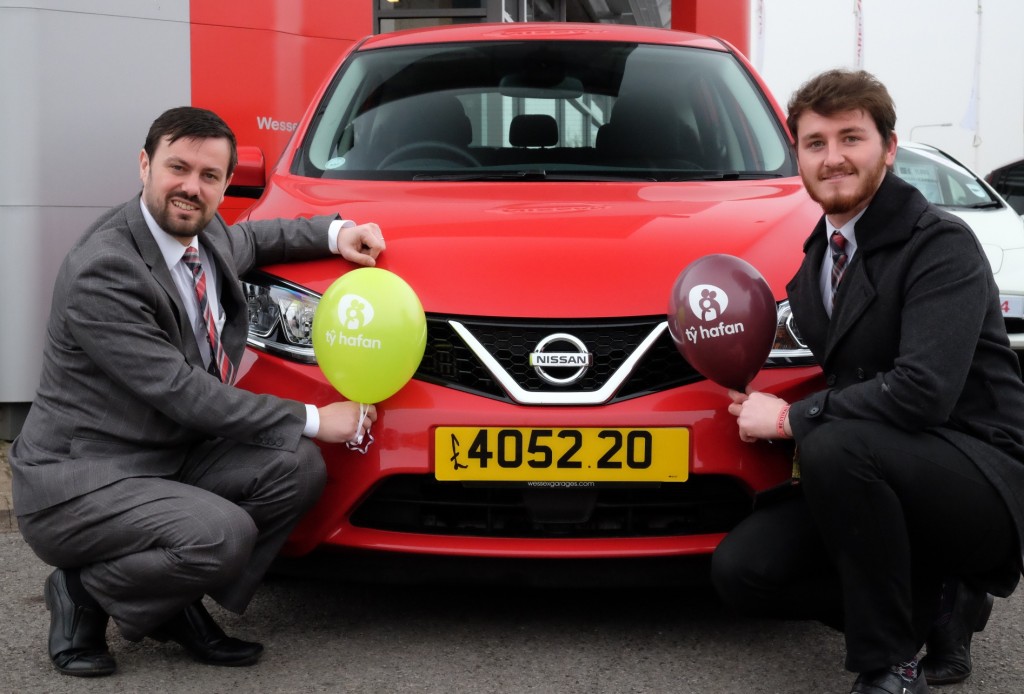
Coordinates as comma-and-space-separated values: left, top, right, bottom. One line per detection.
711, 420, 1016, 673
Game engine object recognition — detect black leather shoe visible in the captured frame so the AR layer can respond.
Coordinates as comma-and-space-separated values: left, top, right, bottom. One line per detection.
43, 569, 116, 677
920, 581, 993, 685
851, 668, 930, 694
151, 601, 263, 666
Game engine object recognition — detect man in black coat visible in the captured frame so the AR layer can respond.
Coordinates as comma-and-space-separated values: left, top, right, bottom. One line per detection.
713, 69, 1024, 694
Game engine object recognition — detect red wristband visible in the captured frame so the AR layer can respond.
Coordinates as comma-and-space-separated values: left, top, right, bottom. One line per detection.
776, 404, 791, 439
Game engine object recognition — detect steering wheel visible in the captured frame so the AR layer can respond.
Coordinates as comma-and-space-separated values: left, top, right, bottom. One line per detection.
377, 141, 480, 169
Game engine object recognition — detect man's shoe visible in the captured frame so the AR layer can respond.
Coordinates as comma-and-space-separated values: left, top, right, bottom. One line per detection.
920, 581, 993, 685
43, 569, 116, 677
851, 668, 930, 694
151, 601, 263, 666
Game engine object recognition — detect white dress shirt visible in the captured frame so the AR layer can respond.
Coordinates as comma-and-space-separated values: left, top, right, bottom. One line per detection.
140, 199, 354, 437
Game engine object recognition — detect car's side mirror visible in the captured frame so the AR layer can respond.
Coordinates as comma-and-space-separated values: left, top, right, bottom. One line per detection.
227, 146, 266, 199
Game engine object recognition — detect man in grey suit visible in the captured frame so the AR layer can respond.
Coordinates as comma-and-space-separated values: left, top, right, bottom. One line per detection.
9, 107, 385, 677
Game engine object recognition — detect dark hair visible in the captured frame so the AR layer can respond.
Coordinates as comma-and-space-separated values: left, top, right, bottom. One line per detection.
786, 69, 896, 144
143, 106, 238, 176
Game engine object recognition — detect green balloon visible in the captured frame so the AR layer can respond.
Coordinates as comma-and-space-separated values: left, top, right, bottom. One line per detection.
312, 268, 426, 403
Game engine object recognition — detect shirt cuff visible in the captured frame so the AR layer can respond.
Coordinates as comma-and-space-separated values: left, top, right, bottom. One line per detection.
303, 403, 320, 438
328, 218, 357, 254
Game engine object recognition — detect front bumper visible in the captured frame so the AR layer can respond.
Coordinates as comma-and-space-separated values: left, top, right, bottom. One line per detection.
238, 349, 821, 559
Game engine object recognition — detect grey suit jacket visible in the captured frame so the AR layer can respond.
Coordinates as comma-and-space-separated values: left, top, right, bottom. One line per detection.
10, 196, 338, 515
786, 172, 1024, 593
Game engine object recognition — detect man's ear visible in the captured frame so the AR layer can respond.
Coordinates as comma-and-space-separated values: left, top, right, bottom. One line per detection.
884, 131, 898, 167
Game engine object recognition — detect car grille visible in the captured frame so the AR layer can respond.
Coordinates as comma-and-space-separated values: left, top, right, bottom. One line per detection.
414, 315, 703, 403
349, 474, 751, 538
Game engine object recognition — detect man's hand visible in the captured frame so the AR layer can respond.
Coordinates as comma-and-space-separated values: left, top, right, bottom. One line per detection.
727, 389, 789, 443
315, 401, 378, 444
338, 222, 385, 267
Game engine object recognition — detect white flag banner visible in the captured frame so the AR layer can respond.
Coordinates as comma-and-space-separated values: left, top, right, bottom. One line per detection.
755, 0, 766, 72
854, 0, 863, 68
961, 0, 982, 136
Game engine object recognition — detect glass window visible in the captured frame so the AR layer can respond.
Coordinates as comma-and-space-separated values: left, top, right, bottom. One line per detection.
296, 39, 795, 181
894, 147, 996, 208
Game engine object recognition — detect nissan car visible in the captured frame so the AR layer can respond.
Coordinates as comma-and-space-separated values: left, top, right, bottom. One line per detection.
232, 23, 825, 571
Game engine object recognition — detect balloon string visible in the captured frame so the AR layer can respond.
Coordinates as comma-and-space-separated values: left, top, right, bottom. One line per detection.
346, 402, 374, 454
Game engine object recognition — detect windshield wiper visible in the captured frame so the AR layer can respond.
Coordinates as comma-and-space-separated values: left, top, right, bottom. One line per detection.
669, 171, 785, 182
413, 170, 549, 181
413, 170, 661, 182
953, 200, 1002, 210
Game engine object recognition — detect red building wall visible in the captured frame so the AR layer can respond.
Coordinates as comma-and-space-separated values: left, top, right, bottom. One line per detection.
672, 0, 750, 57
189, 0, 374, 219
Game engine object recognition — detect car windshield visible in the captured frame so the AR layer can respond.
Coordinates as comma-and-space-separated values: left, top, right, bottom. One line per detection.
894, 146, 1000, 209
294, 40, 796, 182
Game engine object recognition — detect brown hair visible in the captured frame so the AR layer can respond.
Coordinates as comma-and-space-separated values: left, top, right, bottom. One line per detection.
786, 69, 896, 144
143, 106, 238, 177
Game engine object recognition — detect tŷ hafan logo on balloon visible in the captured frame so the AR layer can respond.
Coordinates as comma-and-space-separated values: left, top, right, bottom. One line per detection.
668, 254, 777, 391
312, 267, 427, 406
684, 284, 745, 343
323, 295, 381, 350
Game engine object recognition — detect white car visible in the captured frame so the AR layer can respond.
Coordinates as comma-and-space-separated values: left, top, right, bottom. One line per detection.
895, 142, 1024, 352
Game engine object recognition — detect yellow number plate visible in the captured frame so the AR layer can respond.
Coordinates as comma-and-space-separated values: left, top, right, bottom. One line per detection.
434, 427, 689, 483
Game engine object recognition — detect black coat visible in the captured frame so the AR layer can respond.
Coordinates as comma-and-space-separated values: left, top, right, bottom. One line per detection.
786, 172, 1024, 593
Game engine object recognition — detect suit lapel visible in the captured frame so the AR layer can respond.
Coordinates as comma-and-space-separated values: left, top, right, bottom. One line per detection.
125, 198, 207, 369
198, 218, 249, 365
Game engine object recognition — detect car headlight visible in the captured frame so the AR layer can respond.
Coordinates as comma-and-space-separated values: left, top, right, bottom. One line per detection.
766, 299, 814, 366
242, 271, 319, 363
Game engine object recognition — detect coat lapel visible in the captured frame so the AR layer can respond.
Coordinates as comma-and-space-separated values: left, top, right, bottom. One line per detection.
824, 256, 876, 357
786, 220, 831, 365
789, 173, 928, 367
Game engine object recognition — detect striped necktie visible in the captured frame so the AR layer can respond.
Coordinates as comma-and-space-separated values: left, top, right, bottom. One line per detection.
182, 246, 234, 384
830, 231, 848, 308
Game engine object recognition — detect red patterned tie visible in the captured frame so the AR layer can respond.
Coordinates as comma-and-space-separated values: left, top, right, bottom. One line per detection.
182, 246, 234, 384
830, 231, 848, 308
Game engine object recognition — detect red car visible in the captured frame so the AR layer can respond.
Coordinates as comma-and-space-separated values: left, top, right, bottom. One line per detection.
234, 23, 823, 565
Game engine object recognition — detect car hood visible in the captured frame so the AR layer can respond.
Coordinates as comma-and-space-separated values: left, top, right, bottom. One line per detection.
251, 178, 822, 318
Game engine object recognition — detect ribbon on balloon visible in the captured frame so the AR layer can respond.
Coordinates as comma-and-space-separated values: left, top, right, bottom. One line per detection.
312, 267, 427, 453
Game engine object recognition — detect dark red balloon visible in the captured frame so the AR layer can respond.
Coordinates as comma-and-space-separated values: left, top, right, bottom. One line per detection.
667, 254, 777, 391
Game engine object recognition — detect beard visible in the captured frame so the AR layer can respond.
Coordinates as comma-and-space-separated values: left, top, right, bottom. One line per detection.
803, 150, 888, 216
142, 184, 214, 239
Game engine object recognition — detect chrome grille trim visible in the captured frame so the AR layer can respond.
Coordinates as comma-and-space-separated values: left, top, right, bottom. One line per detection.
449, 319, 669, 405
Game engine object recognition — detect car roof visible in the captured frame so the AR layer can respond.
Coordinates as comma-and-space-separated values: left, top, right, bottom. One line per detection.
356, 21, 730, 53
899, 142, 941, 155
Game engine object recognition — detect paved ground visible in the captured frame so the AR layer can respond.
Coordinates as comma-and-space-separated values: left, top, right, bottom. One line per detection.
2, 439, 1023, 692
1, 530, 1023, 693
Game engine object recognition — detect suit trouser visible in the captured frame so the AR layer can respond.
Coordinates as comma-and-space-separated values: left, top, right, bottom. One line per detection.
18, 437, 326, 641
711, 420, 1016, 673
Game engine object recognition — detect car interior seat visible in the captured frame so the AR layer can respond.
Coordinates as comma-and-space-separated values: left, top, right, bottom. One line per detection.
369, 93, 473, 167
509, 114, 559, 148
596, 94, 703, 169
